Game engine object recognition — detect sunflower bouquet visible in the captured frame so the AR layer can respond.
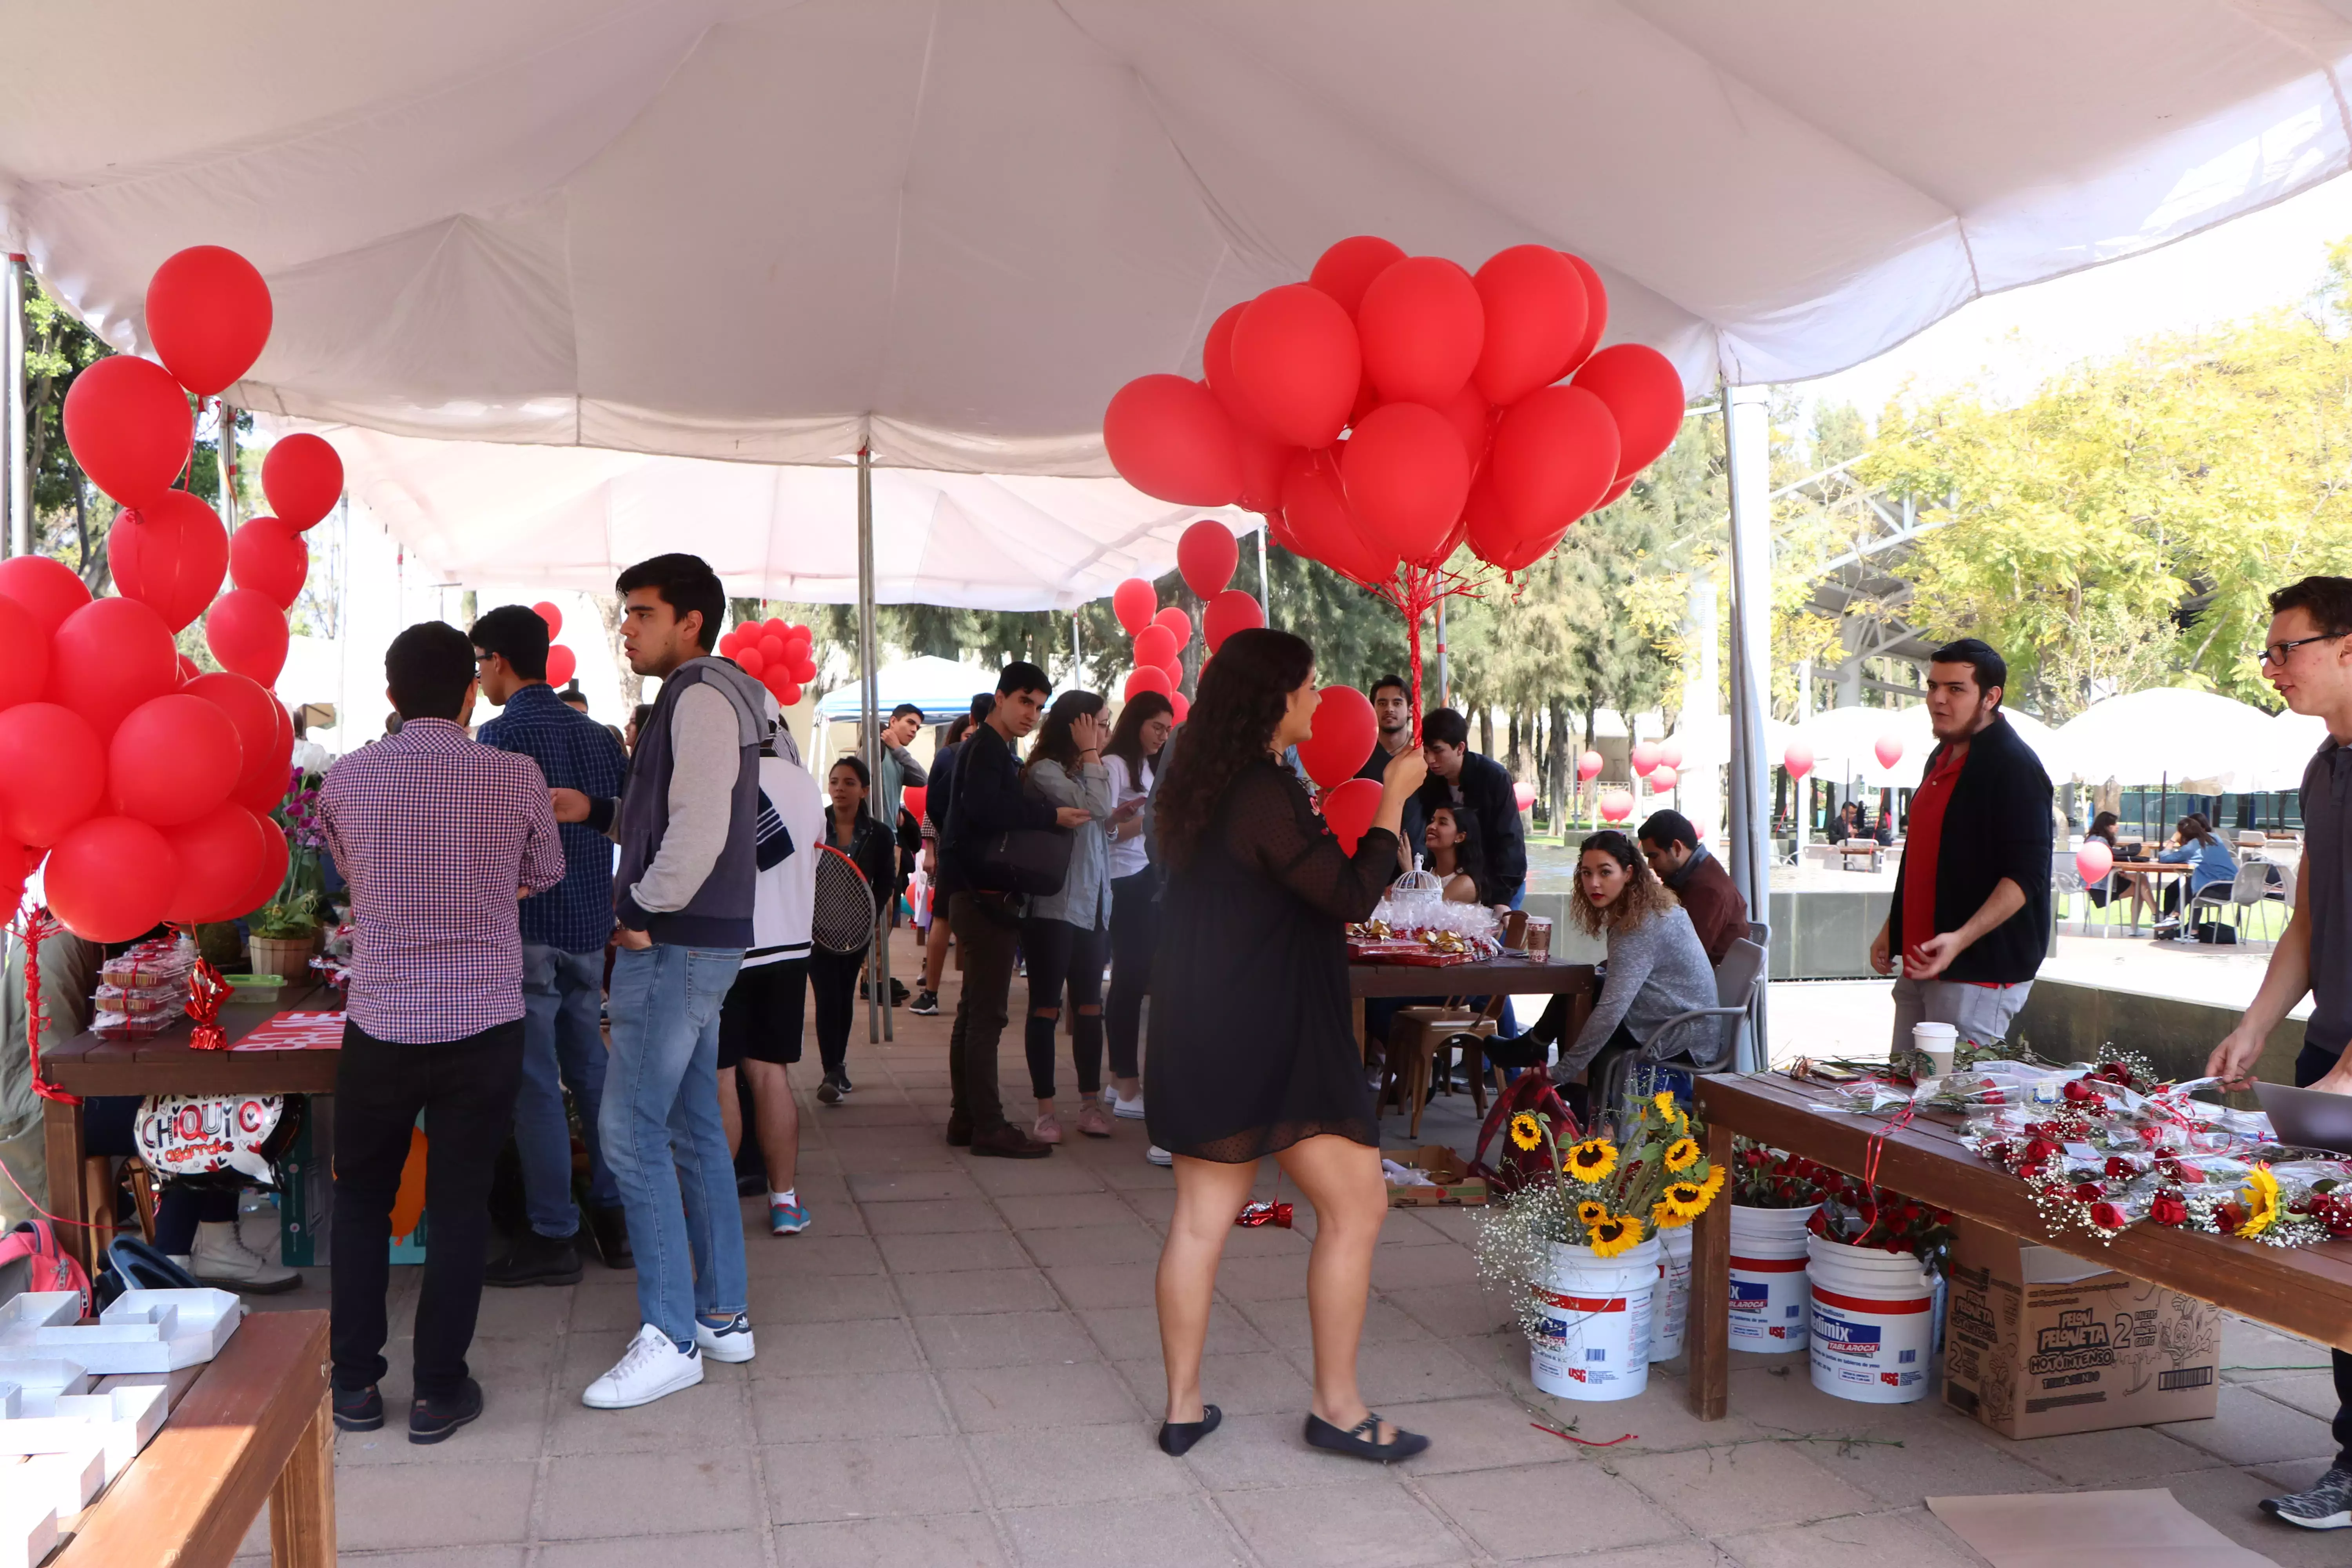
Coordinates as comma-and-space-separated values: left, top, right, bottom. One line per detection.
1474, 1091, 1727, 1342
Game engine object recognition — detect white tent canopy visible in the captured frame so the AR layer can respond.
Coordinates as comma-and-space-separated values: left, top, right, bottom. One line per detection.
813, 656, 999, 726
329, 425, 1256, 608
9, 2, 2352, 471
2050, 688, 2282, 790
1782, 704, 2066, 789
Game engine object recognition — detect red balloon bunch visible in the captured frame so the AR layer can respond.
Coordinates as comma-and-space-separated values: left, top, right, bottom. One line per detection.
1105, 237, 1688, 584
719, 617, 817, 709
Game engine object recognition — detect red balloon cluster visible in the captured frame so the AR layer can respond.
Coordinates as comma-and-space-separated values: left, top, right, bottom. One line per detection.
13, 244, 319, 942
1108, 521, 1265, 704
1105, 238, 1686, 585
719, 617, 817, 709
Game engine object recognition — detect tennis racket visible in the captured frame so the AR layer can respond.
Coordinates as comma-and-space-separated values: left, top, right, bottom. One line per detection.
812, 844, 877, 956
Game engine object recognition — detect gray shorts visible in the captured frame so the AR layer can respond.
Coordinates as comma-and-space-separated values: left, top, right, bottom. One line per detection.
1889, 975, 2032, 1053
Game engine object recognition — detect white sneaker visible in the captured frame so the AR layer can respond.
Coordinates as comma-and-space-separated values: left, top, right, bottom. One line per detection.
584, 1323, 704, 1409
1111, 1090, 1146, 1120
1146, 1145, 1174, 1167
189, 1220, 301, 1295
694, 1310, 757, 1364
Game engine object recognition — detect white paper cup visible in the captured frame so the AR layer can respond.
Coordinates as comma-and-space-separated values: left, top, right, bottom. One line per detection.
1912, 1021, 1957, 1076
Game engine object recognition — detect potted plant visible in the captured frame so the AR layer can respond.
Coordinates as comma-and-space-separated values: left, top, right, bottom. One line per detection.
1474, 1091, 1725, 1400
247, 890, 323, 984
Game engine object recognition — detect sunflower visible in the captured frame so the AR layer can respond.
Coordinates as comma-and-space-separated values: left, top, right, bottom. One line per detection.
1652, 1090, 1677, 1119
1508, 1113, 1543, 1152
1576, 1199, 1608, 1228
1566, 1138, 1619, 1181
1587, 1212, 1643, 1258
1654, 1178, 1710, 1226
2239, 1165, 2281, 1237
1663, 1136, 1701, 1173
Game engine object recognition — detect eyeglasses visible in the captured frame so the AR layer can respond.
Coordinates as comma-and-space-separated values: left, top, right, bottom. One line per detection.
2257, 632, 2345, 668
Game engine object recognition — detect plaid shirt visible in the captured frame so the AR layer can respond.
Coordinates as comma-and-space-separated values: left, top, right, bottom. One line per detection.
318, 719, 564, 1044
476, 683, 629, 953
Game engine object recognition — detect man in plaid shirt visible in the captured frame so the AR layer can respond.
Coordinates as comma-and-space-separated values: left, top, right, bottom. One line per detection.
471, 605, 631, 1284
318, 621, 563, 1446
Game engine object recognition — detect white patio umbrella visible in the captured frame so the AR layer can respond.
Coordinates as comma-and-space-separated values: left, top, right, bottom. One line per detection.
2050, 688, 2281, 791
2252, 707, 2333, 793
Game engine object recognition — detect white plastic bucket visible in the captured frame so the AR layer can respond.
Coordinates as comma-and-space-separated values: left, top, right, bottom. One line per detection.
1806, 1233, 1938, 1404
1728, 1204, 1815, 1353
1530, 1237, 1659, 1401
1648, 1224, 1693, 1361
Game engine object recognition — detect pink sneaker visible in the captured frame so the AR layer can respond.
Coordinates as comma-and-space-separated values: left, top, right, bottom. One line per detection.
1033, 1112, 1064, 1144
1076, 1101, 1114, 1139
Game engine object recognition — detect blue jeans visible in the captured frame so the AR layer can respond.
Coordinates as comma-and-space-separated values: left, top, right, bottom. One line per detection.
517, 942, 620, 1238
600, 943, 746, 1350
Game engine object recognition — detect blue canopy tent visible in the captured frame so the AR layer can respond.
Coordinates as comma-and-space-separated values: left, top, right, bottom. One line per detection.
812, 655, 1001, 730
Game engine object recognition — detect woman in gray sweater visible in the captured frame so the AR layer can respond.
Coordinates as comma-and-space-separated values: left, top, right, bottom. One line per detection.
1021, 691, 1118, 1143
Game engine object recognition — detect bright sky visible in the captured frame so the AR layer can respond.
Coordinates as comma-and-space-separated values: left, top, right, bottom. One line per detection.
1803, 172, 2352, 423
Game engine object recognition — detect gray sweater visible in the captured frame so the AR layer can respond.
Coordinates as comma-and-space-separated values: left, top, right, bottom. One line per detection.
1022, 757, 1114, 930
1561, 904, 1719, 1074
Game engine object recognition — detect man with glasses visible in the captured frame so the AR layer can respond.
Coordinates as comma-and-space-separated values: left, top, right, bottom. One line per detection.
2208, 576, 2352, 1534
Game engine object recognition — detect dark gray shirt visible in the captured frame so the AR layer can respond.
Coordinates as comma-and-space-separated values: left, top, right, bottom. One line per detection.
2304, 740, 2352, 1058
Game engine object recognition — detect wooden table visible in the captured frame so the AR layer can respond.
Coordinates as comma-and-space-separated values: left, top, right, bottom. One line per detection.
1349, 956, 1597, 1061
53, 1309, 332, 1568
1685, 1071, 2352, 1421
2109, 859, 2192, 931
42, 987, 339, 1276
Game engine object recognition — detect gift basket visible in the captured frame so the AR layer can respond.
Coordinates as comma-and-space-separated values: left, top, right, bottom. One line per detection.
1346, 860, 1501, 965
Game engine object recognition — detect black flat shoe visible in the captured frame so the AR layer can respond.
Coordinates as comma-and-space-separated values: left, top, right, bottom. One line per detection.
1304, 1411, 1428, 1464
1158, 1403, 1221, 1456
332, 1383, 383, 1433
409, 1377, 484, 1445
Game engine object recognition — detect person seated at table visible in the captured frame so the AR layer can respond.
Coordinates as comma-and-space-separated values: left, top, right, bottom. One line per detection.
1421, 805, 1485, 904
2145, 813, 2238, 936
2082, 811, 2122, 908
1482, 831, 1715, 1112
82, 1094, 301, 1293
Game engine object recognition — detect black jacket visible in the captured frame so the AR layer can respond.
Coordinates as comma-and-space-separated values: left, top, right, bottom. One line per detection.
1887, 713, 2054, 984
940, 722, 1058, 897
1402, 751, 1528, 905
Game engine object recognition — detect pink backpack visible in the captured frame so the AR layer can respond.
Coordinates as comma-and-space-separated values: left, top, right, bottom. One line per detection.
0, 1218, 93, 1318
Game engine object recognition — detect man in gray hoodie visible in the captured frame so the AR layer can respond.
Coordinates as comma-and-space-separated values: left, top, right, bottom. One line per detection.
551, 554, 768, 1411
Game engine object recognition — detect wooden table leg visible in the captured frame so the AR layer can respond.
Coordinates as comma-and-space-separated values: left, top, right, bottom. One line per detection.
269, 1388, 336, 1568
1686, 1114, 1732, 1420
1354, 996, 1369, 1063
40, 1097, 93, 1281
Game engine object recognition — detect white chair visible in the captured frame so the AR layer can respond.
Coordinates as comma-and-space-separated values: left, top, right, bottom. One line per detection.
1592, 938, 1768, 1116
2189, 862, 2279, 950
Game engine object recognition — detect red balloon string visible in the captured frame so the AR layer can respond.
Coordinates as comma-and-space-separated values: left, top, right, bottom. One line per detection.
14, 907, 81, 1107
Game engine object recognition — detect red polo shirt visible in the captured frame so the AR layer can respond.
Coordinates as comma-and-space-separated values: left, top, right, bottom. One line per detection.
1900, 743, 1967, 964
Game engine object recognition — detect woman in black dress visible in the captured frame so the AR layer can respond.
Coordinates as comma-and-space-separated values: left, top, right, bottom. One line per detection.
1146, 628, 1431, 1463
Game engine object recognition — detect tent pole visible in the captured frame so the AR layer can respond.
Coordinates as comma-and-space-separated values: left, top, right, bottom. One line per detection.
217, 397, 238, 531
1722, 383, 1773, 1069
858, 443, 891, 1043
1436, 598, 1448, 710
3, 254, 25, 558
1256, 526, 1270, 626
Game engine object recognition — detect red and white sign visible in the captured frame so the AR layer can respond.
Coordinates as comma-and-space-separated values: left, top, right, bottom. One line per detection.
229, 1011, 346, 1052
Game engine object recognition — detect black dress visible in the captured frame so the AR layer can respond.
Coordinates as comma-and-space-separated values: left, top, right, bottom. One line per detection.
1145, 758, 1399, 1162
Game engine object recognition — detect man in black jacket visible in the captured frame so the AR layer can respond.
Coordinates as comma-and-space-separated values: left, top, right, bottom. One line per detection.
940, 664, 1089, 1158
1870, 639, 2053, 1049
1405, 708, 1529, 907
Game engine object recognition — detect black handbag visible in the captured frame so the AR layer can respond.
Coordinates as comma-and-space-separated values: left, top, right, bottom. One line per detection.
972, 827, 1074, 897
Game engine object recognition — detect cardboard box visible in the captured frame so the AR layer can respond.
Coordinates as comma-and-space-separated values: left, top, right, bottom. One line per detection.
1942, 1220, 2220, 1438
1382, 1145, 1487, 1208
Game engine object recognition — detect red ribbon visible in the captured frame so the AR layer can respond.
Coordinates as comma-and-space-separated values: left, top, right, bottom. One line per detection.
15, 908, 79, 1107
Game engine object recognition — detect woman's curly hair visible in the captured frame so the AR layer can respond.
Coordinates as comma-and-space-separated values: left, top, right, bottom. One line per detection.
1570, 829, 1679, 939
1154, 627, 1315, 871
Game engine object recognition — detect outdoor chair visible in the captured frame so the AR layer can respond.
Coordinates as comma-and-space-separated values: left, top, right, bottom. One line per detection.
1590, 937, 1766, 1118
1378, 993, 1507, 1138
2190, 861, 2279, 950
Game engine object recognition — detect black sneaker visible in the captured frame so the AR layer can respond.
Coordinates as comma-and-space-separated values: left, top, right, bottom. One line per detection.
409, 1377, 484, 1445
483, 1229, 583, 1288
332, 1383, 383, 1432
817, 1073, 844, 1105
584, 1203, 632, 1270
909, 989, 939, 1016
2263, 1464, 2352, 1529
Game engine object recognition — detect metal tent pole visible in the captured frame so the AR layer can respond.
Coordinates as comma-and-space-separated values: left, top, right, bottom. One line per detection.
3, 255, 26, 558
217, 397, 238, 531
1256, 526, 1270, 625
858, 445, 892, 1043
1722, 383, 1774, 1070
1435, 598, 1448, 710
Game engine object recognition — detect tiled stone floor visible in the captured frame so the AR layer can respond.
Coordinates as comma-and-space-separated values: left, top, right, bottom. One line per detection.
231, 932, 2345, 1566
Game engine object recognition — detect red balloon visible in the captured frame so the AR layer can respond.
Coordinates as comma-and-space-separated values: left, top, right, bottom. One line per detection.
1651, 764, 1679, 791
48, 595, 178, 740
1573, 344, 1686, 480
1307, 236, 1406, 317
1874, 735, 1905, 770
0, 703, 105, 846
758, 634, 787, 666
1659, 739, 1684, 769
1561, 253, 1609, 373
233, 818, 291, 918
1297, 684, 1375, 790
0, 837, 28, 925
546, 645, 579, 688
1631, 740, 1661, 777
1319, 777, 1383, 855
1578, 749, 1604, 781
1431, 512, 1470, 565
162, 803, 269, 924
1202, 590, 1263, 653
1176, 521, 1238, 599
1782, 742, 1814, 781
1132, 624, 1178, 670
45, 816, 179, 943
1495, 521, 1571, 574
1124, 667, 1174, 701
1490, 386, 1621, 543
1200, 302, 1264, 434
901, 785, 927, 823
777, 679, 804, 708
1463, 466, 1517, 569
1341, 402, 1470, 566
1231, 285, 1361, 450
1596, 473, 1636, 510
1152, 606, 1192, 646
0, 595, 49, 712
1234, 424, 1294, 515
1112, 578, 1157, 635
109, 490, 229, 633
1103, 375, 1241, 506
227, 515, 308, 610
1433, 382, 1494, 473
0, 556, 90, 640
62, 356, 194, 512
1280, 452, 1397, 585
1473, 245, 1589, 405
260, 433, 343, 531
1599, 788, 1635, 824
2076, 840, 2114, 884
186, 671, 289, 813
533, 601, 563, 636
736, 645, 766, 679
176, 654, 199, 684
145, 246, 273, 397
1169, 692, 1190, 724
783, 630, 812, 659
111, 693, 241, 825
205, 589, 289, 686
791, 656, 816, 685
1356, 257, 1483, 406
